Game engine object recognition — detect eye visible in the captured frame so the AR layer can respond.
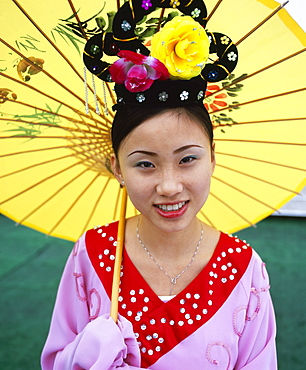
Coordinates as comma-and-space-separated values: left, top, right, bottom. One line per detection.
180, 155, 198, 164
136, 161, 155, 168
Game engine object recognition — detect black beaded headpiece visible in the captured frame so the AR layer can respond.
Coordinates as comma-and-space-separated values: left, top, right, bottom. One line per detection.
83, 0, 238, 109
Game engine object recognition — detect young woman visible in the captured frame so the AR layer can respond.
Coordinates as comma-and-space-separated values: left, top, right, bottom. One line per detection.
41, 101, 277, 369
42, 5, 277, 369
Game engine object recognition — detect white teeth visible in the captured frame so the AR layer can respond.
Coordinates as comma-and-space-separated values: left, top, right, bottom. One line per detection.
157, 202, 186, 212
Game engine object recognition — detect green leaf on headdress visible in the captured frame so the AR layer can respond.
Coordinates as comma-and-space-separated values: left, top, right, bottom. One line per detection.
137, 15, 148, 25
96, 17, 106, 31
166, 11, 179, 21
146, 17, 161, 24
104, 11, 116, 33
137, 26, 158, 39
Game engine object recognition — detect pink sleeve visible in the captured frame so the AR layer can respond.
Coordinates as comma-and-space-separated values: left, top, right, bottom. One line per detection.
41, 235, 142, 369
235, 251, 277, 369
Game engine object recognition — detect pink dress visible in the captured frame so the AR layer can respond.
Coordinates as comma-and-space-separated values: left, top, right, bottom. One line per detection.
41, 222, 277, 369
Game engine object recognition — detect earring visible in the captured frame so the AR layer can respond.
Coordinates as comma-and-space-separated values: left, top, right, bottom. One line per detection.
121, 180, 125, 186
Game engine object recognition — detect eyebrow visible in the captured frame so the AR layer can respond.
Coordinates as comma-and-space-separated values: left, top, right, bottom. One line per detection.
127, 145, 204, 157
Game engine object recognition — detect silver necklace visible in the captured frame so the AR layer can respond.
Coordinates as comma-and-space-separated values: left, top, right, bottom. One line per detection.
136, 219, 204, 295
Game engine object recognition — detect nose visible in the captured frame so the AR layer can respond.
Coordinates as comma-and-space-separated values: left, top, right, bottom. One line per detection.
156, 170, 183, 197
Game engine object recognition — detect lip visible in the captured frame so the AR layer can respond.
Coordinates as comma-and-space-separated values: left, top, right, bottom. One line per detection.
154, 201, 189, 219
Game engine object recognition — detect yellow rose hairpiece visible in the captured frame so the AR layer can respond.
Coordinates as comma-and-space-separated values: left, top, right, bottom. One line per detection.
151, 16, 210, 80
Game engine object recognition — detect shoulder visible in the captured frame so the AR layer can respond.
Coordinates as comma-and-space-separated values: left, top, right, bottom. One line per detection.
221, 233, 271, 293
69, 222, 119, 270
217, 232, 253, 266
84, 221, 119, 271
217, 232, 267, 283
85, 222, 119, 251
218, 232, 270, 295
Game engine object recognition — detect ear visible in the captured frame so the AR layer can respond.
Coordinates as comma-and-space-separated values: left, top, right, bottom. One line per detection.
110, 154, 124, 185
211, 141, 216, 173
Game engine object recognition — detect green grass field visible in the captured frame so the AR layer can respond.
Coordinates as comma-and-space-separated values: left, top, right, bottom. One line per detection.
0, 214, 305, 369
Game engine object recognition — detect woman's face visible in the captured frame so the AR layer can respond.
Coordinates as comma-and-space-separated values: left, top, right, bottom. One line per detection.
111, 111, 215, 234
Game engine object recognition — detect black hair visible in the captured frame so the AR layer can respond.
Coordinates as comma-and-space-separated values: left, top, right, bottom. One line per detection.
111, 103, 213, 156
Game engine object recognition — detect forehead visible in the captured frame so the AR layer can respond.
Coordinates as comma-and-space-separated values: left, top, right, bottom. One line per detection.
119, 110, 210, 151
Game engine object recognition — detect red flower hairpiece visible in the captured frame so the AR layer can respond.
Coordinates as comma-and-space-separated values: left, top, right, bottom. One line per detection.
109, 50, 169, 93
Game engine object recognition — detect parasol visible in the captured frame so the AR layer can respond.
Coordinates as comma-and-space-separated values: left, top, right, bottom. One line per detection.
0, 0, 306, 244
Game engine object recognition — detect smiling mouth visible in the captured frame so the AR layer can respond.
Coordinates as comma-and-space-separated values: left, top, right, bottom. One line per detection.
155, 201, 187, 212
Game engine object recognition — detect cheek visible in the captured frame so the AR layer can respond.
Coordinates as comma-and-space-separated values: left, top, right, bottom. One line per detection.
192, 166, 213, 196
124, 174, 153, 206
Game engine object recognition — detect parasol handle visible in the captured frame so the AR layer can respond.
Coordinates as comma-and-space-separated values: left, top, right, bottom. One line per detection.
110, 186, 128, 322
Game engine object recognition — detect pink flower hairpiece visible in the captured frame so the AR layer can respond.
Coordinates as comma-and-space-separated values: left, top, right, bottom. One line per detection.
109, 50, 169, 93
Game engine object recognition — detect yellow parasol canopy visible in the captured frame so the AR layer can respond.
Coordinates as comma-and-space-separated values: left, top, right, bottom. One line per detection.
0, 0, 306, 242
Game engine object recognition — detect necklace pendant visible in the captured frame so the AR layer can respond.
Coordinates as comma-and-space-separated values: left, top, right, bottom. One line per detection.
136, 218, 204, 295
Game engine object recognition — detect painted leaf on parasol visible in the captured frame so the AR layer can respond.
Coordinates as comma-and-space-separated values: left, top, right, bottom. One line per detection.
0, 0, 306, 242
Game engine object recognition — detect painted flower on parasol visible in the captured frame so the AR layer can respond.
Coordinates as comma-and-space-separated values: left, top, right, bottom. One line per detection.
109, 50, 169, 92
204, 84, 228, 112
0, 88, 17, 104
16, 56, 45, 82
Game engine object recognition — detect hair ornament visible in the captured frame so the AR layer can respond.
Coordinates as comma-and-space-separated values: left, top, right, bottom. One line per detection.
109, 50, 169, 92
83, 0, 239, 108
150, 15, 210, 80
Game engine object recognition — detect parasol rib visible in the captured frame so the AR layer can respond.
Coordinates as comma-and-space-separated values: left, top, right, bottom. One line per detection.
11, 0, 106, 108
0, 145, 79, 158
0, 160, 87, 205
0, 153, 77, 179
48, 172, 101, 236
214, 138, 306, 146
235, 1, 289, 46
157, 8, 166, 32
0, 135, 110, 164
210, 87, 306, 115
207, 48, 306, 99
205, 2, 289, 67
0, 135, 86, 139
216, 163, 300, 194
213, 175, 281, 213
206, 0, 223, 22
1, 125, 110, 160
214, 117, 306, 128
215, 151, 306, 172
17, 167, 90, 225
2, 98, 110, 132
198, 210, 216, 229
67, 0, 88, 40
81, 177, 112, 235
69, 122, 109, 161
1, 72, 84, 118
67, 0, 117, 111
0, 38, 93, 108
12, 1, 83, 80
0, 72, 113, 125
209, 192, 256, 228
1, 118, 112, 161
0, 117, 98, 134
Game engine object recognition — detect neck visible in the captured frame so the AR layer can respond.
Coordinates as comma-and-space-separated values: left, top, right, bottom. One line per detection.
136, 216, 202, 260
